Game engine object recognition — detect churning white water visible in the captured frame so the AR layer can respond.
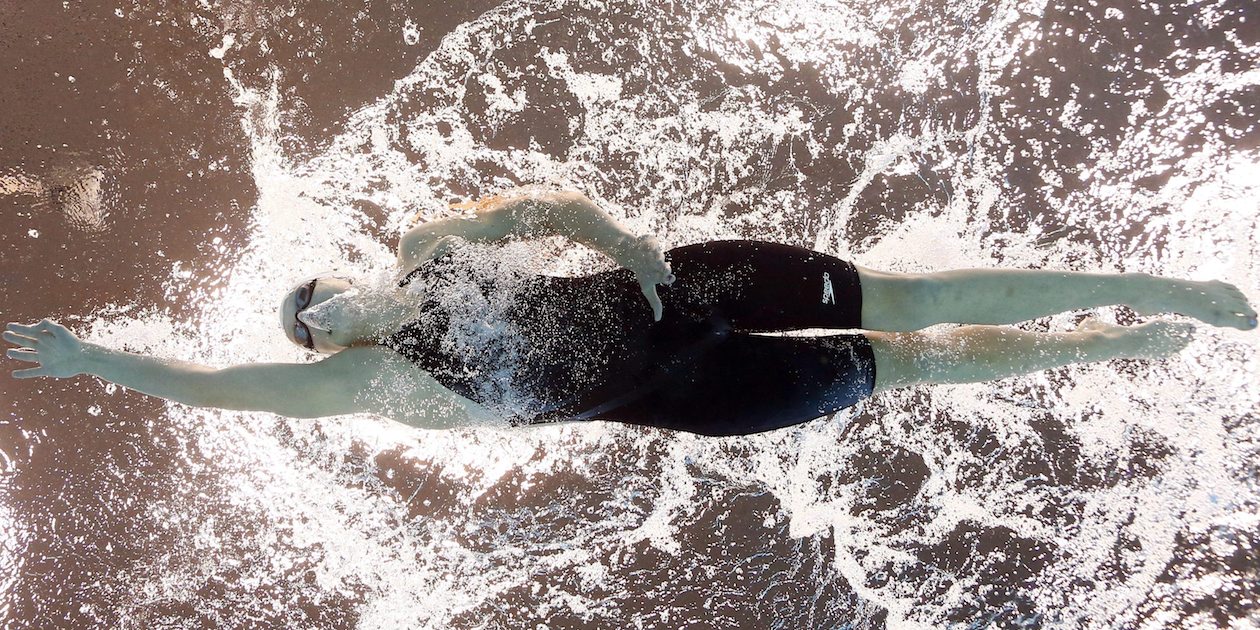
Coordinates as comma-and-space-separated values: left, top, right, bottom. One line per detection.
60, 0, 1260, 626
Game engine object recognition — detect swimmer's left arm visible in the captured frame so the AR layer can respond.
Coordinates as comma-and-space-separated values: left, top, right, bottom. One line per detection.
535, 191, 647, 261
468, 190, 676, 319
537, 191, 676, 320
397, 189, 674, 319
396, 194, 543, 268
399, 190, 655, 270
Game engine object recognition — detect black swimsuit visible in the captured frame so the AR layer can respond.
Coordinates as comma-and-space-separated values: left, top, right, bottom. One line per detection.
380, 239, 876, 436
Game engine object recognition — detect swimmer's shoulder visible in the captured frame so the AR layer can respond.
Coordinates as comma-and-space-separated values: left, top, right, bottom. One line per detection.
329, 346, 499, 428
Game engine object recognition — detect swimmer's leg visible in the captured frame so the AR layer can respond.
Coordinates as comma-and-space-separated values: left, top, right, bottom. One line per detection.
857, 265, 1257, 332
863, 318, 1195, 395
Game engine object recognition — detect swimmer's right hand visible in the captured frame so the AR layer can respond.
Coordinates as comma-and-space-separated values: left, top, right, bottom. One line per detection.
3, 319, 87, 379
612, 234, 675, 322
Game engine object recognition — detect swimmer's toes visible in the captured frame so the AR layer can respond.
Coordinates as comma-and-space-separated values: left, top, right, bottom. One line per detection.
1136, 277, 1255, 329
1221, 311, 1252, 330
1197, 284, 1255, 329
1225, 297, 1257, 330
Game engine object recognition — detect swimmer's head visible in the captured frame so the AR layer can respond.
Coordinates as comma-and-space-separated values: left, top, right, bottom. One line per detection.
279, 274, 355, 354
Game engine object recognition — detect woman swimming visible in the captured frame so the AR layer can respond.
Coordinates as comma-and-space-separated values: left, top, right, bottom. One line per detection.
5, 189, 1257, 435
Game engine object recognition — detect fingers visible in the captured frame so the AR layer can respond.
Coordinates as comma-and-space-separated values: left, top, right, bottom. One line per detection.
640, 282, 663, 322
5, 321, 63, 380
6, 348, 40, 363
12, 367, 47, 379
625, 235, 672, 321
7, 321, 59, 336
7, 321, 71, 348
7, 322, 44, 335
2, 330, 40, 347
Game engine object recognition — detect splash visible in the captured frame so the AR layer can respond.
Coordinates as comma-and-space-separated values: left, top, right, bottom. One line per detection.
80, 0, 1260, 627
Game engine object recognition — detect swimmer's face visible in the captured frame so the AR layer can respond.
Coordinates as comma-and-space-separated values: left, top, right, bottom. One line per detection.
280, 276, 355, 354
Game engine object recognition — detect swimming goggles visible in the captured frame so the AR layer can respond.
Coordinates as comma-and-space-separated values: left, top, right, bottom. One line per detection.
293, 279, 318, 349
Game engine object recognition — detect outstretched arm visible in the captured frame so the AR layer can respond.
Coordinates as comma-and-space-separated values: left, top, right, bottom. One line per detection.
5, 320, 366, 419
399, 189, 675, 319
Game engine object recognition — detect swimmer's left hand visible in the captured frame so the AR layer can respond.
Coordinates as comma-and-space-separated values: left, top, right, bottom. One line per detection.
615, 234, 675, 321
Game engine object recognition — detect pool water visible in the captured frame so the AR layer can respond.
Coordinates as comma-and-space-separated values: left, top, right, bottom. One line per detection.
1, 0, 1258, 627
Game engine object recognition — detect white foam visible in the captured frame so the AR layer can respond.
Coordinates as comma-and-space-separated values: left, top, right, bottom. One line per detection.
90, 0, 1260, 625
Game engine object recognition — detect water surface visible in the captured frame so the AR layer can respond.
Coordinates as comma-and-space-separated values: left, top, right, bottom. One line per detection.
1, 0, 1258, 627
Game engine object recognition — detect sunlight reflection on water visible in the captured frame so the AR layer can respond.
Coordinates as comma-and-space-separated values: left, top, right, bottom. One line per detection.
5, 0, 1258, 627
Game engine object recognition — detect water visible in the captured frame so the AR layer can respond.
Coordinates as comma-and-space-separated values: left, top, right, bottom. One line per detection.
2, 0, 1258, 627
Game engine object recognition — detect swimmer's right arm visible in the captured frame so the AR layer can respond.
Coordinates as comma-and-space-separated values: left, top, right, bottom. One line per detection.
4, 320, 477, 427
4, 319, 361, 417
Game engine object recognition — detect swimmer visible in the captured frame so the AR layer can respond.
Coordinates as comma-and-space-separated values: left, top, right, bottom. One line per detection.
5, 189, 1257, 435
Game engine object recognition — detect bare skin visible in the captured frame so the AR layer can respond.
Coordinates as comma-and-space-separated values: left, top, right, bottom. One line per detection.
3, 190, 680, 429
1129, 275, 1256, 331
3, 187, 1254, 428
864, 314, 1205, 396
859, 267, 1257, 333
1075, 317, 1194, 358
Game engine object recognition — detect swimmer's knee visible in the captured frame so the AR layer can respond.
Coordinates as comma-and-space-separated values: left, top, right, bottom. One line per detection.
864, 331, 935, 394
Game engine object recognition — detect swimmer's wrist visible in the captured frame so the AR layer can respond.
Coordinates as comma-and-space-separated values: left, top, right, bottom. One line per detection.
77, 342, 144, 378
75, 342, 109, 376
601, 232, 649, 271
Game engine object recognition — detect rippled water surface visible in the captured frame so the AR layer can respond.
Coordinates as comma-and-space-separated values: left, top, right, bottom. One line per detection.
2, 0, 1258, 627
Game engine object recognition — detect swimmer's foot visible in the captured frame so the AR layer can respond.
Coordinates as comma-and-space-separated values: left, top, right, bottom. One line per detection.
1075, 316, 1113, 335
1129, 275, 1257, 331
1080, 317, 1196, 359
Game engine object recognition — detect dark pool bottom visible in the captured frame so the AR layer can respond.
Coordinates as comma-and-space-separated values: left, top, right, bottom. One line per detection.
385, 240, 877, 436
